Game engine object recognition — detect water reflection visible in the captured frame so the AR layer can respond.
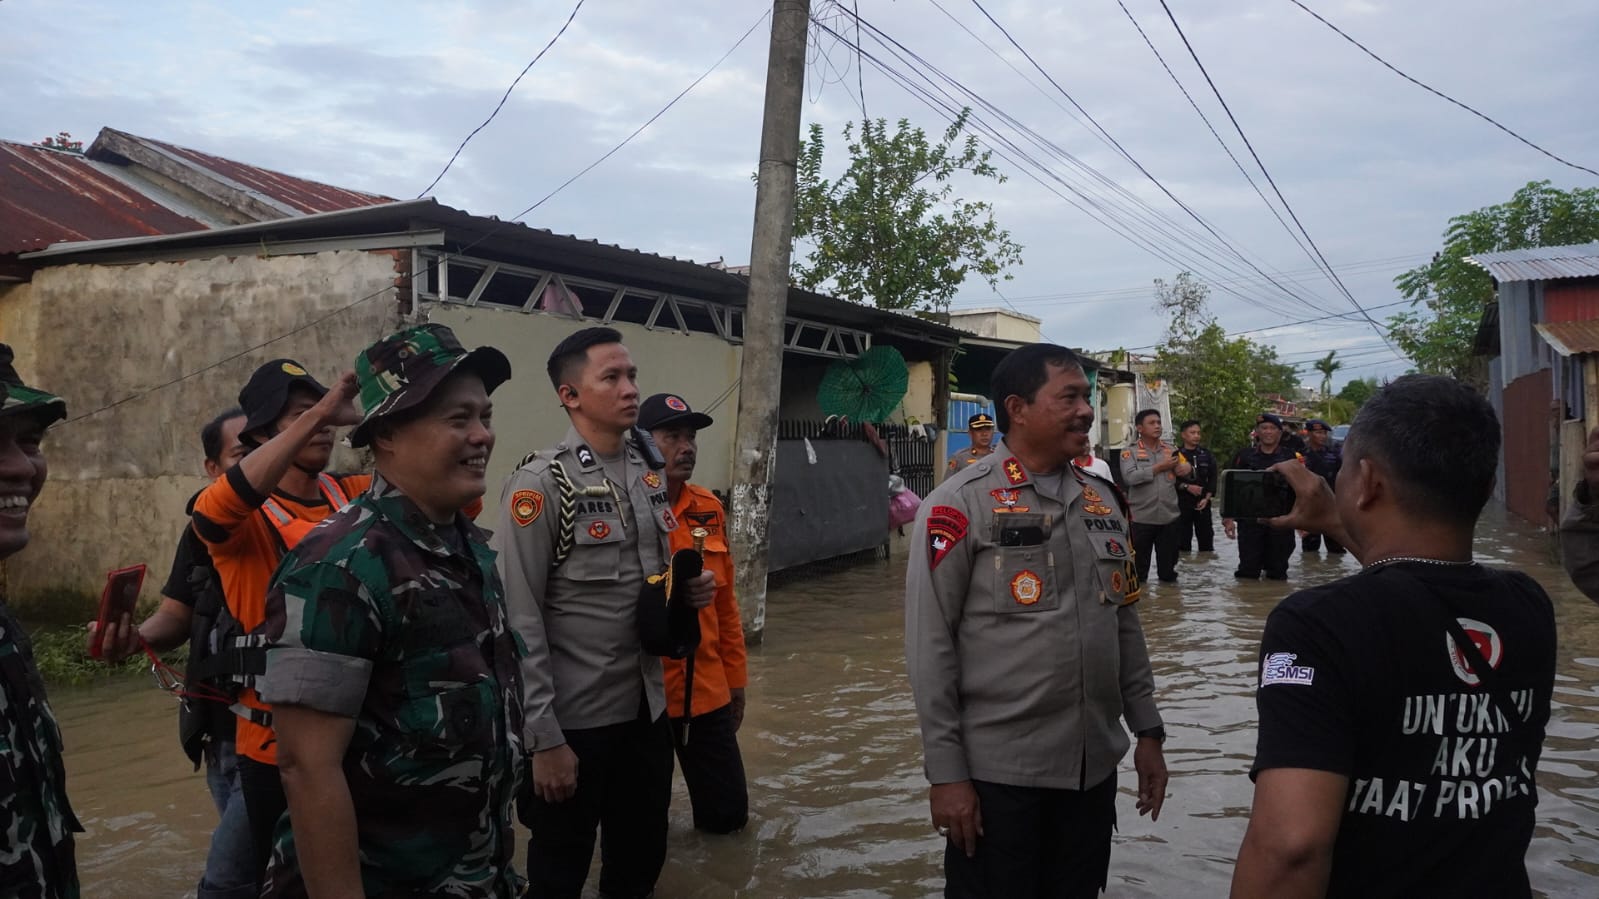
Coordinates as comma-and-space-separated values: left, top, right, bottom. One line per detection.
55, 506, 1599, 897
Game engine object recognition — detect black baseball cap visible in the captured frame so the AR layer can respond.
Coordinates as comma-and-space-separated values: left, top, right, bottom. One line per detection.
638, 393, 713, 431
1256, 413, 1283, 427
239, 359, 328, 437
1305, 418, 1331, 432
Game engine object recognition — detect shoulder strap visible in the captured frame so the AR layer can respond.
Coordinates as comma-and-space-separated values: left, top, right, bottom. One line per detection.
316, 473, 351, 508
1382, 566, 1538, 766
547, 459, 577, 567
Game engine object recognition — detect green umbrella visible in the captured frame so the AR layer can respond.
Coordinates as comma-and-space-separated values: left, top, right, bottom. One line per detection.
817, 345, 910, 423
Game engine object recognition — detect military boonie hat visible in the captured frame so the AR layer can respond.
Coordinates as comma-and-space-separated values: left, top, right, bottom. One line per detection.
638, 393, 713, 431
347, 323, 511, 448
968, 412, 996, 429
0, 344, 66, 426
1256, 413, 1283, 427
239, 359, 328, 437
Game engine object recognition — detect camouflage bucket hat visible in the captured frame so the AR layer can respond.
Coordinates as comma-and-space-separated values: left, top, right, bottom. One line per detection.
347, 323, 511, 448
0, 344, 66, 426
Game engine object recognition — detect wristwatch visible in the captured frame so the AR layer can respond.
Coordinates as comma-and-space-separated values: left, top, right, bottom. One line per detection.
1136, 725, 1167, 743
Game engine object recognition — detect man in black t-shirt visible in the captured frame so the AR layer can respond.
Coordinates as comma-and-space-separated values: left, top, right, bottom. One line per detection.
90, 407, 255, 899
1223, 413, 1300, 580
1231, 376, 1556, 899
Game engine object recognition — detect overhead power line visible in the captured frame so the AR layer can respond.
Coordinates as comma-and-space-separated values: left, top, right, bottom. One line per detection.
1153, 0, 1388, 339
1116, 298, 1413, 352
416, 0, 588, 198
1286, 0, 1599, 179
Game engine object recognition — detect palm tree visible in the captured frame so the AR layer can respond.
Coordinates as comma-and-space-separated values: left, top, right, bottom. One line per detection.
1314, 351, 1342, 416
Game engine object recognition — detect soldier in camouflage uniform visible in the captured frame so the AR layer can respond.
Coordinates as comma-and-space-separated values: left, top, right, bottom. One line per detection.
0, 344, 79, 899
257, 324, 523, 898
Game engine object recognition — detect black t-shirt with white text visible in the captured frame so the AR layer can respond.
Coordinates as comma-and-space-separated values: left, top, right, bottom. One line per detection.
1251, 561, 1556, 898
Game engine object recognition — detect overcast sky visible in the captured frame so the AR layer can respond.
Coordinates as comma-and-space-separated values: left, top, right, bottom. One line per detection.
7, 0, 1598, 389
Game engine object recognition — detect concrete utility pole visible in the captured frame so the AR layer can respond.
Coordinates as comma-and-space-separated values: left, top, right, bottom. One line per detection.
730, 0, 810, 644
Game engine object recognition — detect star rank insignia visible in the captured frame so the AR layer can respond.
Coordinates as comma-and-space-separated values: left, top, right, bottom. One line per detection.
1003, 457, 1026, 485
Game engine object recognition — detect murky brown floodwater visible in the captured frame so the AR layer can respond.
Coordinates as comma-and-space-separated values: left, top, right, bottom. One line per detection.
55, 504, 1599, 897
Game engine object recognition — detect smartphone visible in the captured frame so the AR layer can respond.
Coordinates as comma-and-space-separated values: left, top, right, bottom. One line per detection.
89, 564, 147, 660
1219, 470, 1295, 520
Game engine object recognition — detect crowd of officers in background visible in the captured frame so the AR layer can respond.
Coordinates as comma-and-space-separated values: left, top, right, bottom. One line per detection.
945, 404, 1348, 587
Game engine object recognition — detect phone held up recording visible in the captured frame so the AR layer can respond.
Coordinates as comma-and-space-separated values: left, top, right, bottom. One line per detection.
1218, 469, 1295, 520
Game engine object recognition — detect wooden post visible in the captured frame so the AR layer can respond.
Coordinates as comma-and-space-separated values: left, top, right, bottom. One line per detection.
729, 0, 810, 644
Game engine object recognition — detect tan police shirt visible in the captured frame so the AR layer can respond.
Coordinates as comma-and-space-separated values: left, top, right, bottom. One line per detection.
494, 426, 677, 750
905, 441, 1163, 790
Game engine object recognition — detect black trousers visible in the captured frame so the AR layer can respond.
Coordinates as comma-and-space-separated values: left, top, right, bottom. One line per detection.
1130, 520, 1180, 584
1176, 496, 1214, 552
235, 756, 283, 885
669, 702, 749, 834
945, 774, 1117, 899
1302, 531, 1345, 554
1236, 521, 1295, 579
522, 698, 674, 899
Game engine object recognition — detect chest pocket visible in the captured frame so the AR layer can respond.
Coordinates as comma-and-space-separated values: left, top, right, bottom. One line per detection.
990, 512, 1059, 614
564, 515, 627, 582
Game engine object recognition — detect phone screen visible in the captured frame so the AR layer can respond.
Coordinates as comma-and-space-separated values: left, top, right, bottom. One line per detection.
89, 564, 147, 660
1219, 470, 1294, 520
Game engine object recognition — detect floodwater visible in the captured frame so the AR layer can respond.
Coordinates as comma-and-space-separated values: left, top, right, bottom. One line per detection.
53, 504, 1599, 898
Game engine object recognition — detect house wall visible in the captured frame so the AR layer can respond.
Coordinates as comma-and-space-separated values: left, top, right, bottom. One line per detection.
0, 250, 403, 609
1501, 368, 1554, 525
1544, 278, 1599, 322
429, 303, 743, 525
1500, 281, 1553, 382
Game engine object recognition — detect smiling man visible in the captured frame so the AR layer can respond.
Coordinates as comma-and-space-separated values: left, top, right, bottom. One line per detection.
0, 345, 79, 899
256, 324, 522, 898
906, 343, 1167, 898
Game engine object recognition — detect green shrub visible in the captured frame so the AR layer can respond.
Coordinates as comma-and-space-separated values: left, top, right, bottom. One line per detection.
26, 623, 189, 687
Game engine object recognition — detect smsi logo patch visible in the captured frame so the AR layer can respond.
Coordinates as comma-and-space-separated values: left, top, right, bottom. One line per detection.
510, 489, 544, 527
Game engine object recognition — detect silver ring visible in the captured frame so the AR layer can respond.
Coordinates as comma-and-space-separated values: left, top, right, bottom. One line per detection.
936, 825, 951, 836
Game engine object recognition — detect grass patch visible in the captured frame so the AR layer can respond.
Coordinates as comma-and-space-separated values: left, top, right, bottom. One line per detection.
25, 623, 189, 688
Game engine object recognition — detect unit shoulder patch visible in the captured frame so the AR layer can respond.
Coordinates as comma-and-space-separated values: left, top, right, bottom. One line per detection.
510, 489, 544, 527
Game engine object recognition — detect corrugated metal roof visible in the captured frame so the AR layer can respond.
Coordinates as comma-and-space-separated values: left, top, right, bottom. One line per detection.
1535, 320, 1599, 357
1467, 242, 1599, 282
134, 134, 393, 215
0, 140, 206, 256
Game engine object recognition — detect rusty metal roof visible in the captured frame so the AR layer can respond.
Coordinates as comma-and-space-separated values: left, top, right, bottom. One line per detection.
131, 134, 392, 215
1535, 320, 1599, 357
0, 140, 205, 257
1467, 242, 1599, 283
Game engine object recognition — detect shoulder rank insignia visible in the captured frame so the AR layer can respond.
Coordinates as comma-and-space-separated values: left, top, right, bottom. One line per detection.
511, 489, 544, 527
1003, 457, 1026, 486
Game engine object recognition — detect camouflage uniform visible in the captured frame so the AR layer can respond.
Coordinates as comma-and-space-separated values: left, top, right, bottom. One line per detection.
0, 603, 81, 899
257, 471, 526, 899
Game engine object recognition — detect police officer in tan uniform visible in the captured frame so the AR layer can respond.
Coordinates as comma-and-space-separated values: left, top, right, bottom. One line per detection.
906, 343, 1168, 899
946, 412, 997, 473
495, 327, 714, 899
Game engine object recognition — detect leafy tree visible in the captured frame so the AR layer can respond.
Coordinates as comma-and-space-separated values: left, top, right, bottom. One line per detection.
1148, 273, 1299, 455
1321, 397, 1358, 426
1390, 180, 1599, 382
791, 109, 1023, 312
1337, 377, 1378, 409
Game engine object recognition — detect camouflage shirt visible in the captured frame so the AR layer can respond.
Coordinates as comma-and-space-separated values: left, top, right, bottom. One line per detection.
258, 474, 526, 899
0, 601, 80, 899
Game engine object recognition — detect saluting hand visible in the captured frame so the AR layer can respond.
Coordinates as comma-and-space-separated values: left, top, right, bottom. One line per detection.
314, 370, 364, 429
